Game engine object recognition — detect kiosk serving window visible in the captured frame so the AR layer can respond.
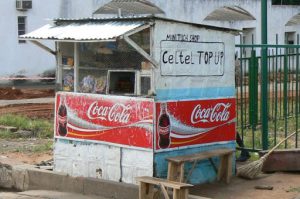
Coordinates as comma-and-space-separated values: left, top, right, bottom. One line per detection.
58, 28, 152, 96
108, 71, 136, 95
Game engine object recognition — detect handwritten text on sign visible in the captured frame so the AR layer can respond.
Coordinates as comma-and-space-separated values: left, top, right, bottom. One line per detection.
160, 41, 225, 76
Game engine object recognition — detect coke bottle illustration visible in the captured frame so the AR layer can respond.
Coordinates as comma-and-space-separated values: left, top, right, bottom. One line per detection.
57, 95, 68, 136
158, 103, 171, 149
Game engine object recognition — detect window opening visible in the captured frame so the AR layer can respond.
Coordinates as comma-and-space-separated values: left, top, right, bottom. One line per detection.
108, 71, 136, 95
18, 16, 26, 43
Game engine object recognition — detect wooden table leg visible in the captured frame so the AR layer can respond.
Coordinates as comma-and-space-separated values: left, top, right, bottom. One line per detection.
168, 162, 185, 182
139, 182, 154, 199
217, 155, 226, 182
173, 188, 188, 199
217, 153, 233, 183
139, 182, 146, 199
168, 162, 176, 181
178, 163, 185, 183
226, 153, 233, 183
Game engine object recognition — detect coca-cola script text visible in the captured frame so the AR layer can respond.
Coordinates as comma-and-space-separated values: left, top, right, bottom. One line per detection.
87, 101, 131, 124
191, 103, 231, 124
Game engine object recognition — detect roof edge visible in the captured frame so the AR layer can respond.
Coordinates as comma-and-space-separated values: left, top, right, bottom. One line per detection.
52, 15, 240, 33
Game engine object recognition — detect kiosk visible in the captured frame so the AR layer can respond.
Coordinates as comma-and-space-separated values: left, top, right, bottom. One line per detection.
21, 16, 237, 184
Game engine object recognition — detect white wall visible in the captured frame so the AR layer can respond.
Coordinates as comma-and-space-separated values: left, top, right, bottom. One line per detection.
153, 20, 235, 92
0, 0, 62, 77
149, 0, 300, 44
0, 0, 100, 77
54, 139, 153, 184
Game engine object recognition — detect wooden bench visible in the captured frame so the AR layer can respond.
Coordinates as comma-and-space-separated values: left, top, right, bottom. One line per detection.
166, 148, 234, 184
136, 176, 193, 199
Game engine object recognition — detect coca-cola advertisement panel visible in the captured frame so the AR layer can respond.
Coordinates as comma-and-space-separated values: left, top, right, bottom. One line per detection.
55, 92, 154, 149
156, 98, 236, 150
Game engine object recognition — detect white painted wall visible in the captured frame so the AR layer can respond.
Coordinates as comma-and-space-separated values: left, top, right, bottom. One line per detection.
0, 0, 98, 77
153, 20, 235, 91
54, 139, 153, 184
0, 0, 58, 77
148, 0, 300, 44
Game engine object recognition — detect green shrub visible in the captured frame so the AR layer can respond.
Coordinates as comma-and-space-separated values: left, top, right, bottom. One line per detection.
0, 114, 53, 138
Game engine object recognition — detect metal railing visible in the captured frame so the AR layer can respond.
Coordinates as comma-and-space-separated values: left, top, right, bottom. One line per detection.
236, 42, 300, 151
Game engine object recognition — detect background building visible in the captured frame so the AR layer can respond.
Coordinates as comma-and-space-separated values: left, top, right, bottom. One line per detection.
0, 0, 95, 79
1, 0, 300, 78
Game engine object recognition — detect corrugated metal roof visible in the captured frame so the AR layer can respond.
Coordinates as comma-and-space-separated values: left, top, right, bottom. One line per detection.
20, 16, 239, 42
52, 15, 152, 22
20, 20, 147, 41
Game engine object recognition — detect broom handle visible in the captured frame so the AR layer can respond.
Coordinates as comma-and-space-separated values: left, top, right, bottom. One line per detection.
264, 130, 298, 158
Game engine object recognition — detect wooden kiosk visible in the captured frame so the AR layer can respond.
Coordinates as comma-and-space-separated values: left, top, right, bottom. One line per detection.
21, 16, 237, 185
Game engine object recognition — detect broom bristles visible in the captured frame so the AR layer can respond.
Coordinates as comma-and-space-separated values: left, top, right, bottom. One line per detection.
237, 131, 298, 180
237, 157, 266, 179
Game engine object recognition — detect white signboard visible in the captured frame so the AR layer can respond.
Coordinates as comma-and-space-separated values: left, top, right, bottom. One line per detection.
160, 41, 225, 76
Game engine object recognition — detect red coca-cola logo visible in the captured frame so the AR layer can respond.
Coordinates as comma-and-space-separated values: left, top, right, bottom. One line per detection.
191, 103, 231, 124
158, 126, 170, 135
87, 101, 131, 124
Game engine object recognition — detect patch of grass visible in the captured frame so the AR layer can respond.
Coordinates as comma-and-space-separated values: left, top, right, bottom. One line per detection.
31, 141, 53, 153
0, 130, 14, 139
0, 114, 53, 139
286, 187, 300, 193
237, 114, 300, 150
13, 140, 53, 153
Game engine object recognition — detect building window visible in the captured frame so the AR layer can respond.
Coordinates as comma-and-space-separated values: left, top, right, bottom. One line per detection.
18, 16, 26, 43
285, 32, 295, 53
272, 0, 300, 5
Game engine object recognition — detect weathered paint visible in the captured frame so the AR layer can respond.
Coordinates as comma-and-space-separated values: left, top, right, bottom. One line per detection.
52, 18, 236, 185
155, 86, 235, 101
152, 20, 235, 98
54, 138, 153, 184
154, 141, 236, 184
151, 19, 236, 184
155, 99, 236, 151
55, 92, 154, 149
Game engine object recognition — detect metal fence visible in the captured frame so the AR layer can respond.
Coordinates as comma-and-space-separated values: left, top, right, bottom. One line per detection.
236, 42, 300, 151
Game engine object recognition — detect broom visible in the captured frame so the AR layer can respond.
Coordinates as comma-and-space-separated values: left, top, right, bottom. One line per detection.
237, 130, 298, 179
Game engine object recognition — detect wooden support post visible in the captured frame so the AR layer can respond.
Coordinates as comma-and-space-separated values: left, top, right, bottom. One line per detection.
217, 153, 232, 183
217, 155, 226, 182
173, 188, 188, 199
139, 182, 155, 199
168, 162, 185, 182
226, 153, 233, 183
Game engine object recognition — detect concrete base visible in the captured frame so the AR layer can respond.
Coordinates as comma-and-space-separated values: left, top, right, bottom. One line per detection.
0, 190, 107, 199
0, 159, 138, 199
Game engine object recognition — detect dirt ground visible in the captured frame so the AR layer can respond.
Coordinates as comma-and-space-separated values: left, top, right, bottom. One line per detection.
0, 88, 54, 119
0, 88, 55, 164
0, 88, 55, 100
191, 170, 300, 199
0, 151, 52, 165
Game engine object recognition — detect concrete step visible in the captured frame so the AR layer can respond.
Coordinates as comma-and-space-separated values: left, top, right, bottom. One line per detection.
0, 190, 107, 199
0, 158, 138, 199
